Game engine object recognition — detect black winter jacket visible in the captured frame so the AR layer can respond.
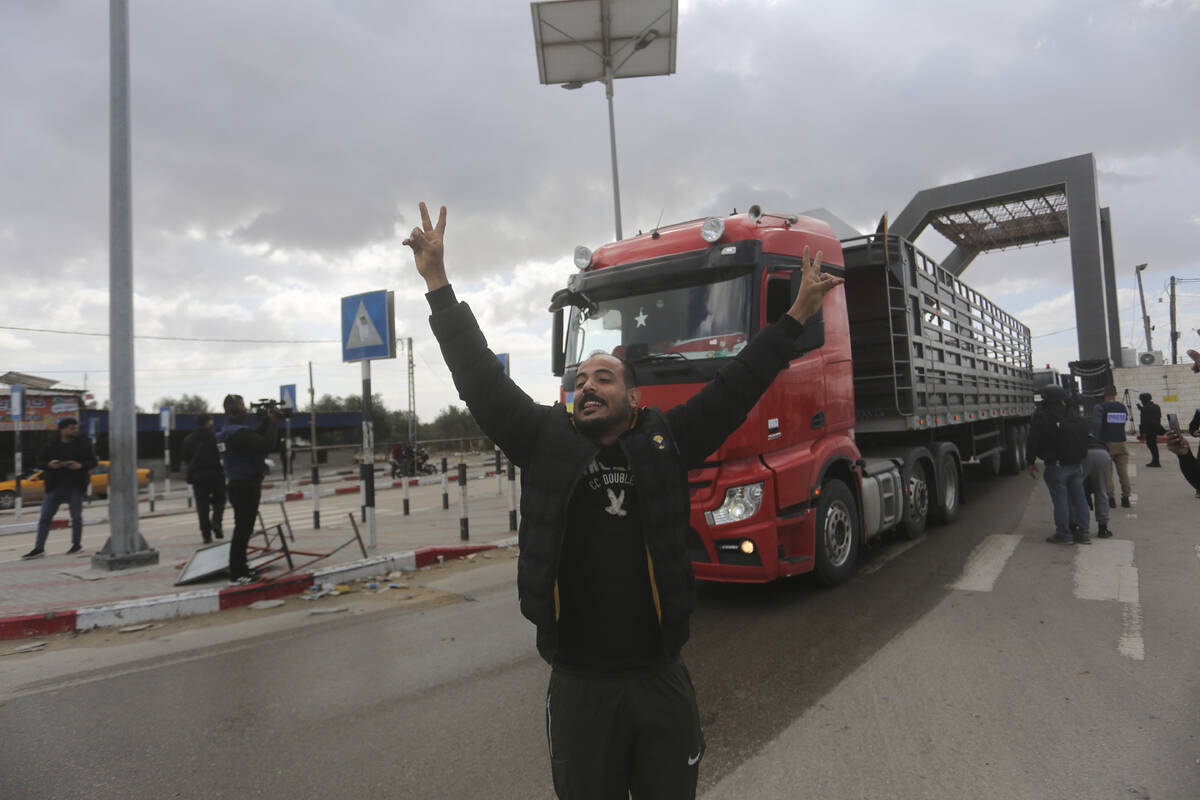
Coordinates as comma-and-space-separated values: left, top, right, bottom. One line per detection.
36, 436, 98, 492
428, 287, 803, 663
182, 426, 224, 482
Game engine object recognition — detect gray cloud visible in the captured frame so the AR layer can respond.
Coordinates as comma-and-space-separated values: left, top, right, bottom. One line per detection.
2, 0, 1198, 416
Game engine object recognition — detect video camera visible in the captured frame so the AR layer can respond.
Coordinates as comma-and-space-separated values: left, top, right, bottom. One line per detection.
250, 398, 292, 422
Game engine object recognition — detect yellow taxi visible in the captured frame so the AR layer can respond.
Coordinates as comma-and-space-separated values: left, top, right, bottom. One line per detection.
0, 461, 151, 509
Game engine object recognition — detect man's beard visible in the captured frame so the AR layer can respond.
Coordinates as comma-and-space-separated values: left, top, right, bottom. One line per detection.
574, 395, 630, 439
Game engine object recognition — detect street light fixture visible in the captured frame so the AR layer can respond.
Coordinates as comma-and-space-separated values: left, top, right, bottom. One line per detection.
531, 0, 679, 242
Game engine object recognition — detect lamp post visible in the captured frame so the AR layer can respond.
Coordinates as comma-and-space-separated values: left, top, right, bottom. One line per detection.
531, 0, 677, 243
562, 29, 660, 242
1135, 263, 1152, 354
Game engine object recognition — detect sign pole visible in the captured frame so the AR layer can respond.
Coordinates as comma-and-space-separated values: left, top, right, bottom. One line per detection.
308, 362, 320, 529
280, 384, 297, 492
339, 289, 395, 548
160, 407, 172, 496
361, 360, 376, 548
12, 385, 23, 521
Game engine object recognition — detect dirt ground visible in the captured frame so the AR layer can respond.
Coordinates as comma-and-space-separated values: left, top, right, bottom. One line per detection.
2, 547, 518, 657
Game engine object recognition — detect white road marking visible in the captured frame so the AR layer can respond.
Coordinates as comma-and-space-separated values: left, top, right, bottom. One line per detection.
1073, 539, 1143, 660
948, 534, 1021, 592
860, 539, 922, 575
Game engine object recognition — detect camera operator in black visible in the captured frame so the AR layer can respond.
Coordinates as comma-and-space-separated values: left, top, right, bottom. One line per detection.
182, 412, 225, 544
217, 395, 277, 584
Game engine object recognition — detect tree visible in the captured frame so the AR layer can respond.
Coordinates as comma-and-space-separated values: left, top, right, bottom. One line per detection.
420, 405, 485, 442
154, 394, 210, 414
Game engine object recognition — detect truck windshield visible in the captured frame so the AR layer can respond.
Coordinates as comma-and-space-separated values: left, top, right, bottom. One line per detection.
566, 273, 752, 367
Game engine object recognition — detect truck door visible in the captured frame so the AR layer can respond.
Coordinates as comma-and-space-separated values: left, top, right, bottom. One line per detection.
757, 270, 826, 513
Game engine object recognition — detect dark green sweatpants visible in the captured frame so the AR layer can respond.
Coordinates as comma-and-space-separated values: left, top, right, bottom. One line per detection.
546, 657, 705, 799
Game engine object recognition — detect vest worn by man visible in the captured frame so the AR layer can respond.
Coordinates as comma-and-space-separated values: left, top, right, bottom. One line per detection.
217, 422, 266, 482
1094, 401, 1128, 443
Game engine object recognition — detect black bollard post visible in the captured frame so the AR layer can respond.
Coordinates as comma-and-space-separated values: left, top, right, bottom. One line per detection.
507, 458, 518, 531
458, 462, 468, 541
441, 456, 449, 510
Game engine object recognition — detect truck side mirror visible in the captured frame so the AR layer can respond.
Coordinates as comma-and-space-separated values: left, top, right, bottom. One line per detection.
551, 308, 566, 377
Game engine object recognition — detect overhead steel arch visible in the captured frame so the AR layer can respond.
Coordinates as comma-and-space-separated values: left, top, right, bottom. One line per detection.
892, 153, 1119, 363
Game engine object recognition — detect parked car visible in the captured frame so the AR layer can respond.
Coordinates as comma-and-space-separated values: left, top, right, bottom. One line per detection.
0, 461, 151, 509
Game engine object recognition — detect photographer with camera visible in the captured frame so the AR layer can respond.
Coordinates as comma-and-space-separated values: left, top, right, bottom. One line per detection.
217, 394, 279, 585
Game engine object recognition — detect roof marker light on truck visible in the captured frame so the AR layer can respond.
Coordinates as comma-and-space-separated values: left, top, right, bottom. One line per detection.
700, 217, 725, 243
573, 246, 593, 270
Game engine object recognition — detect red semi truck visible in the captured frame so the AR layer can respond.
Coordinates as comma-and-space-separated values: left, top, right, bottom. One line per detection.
548, 207, 1034, 585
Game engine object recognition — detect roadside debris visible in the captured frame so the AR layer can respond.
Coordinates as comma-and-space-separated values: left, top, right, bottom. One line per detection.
118, 624, 154, 633
248, 599, 286, 610
4, 641, 47, 655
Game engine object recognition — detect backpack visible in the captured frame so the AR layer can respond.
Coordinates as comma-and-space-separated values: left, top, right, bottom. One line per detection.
1056, 414, 1090, 464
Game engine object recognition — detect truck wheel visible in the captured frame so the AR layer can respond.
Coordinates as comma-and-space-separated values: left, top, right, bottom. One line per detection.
930, 451, 960, 525
0, 490, 13, 510
1001, 425, 1024, 475
897, 460, 930, 540
814, 480, 859, 586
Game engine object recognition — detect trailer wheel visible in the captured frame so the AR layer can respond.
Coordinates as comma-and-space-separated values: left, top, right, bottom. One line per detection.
814, 480, 859, 586
930, 451, 960, 525
1001, 424, 1024, 475
897, 460, 931, 540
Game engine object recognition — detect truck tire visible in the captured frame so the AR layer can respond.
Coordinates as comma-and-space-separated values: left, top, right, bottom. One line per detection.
1001, 424, 1024, 475
930, 450, 960, 525
0, 490, 13, 510
897, 459, 931, 540
814, 480, 859, 586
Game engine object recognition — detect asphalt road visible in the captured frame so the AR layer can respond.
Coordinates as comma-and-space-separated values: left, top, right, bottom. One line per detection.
2, 468, 1192, 798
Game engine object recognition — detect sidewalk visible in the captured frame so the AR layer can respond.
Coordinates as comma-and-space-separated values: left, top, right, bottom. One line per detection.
0, 470, 520, 641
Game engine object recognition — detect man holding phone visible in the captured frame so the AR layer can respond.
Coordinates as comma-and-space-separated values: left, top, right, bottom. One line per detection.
1163, 416, 1200, 494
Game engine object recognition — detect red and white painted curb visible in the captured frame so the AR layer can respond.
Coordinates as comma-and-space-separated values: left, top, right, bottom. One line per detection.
0, 541, 512, 642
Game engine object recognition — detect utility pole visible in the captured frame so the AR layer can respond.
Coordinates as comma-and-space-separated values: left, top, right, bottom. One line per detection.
93, 0, 157, 569
1135, 263, 1152, 354
1169, 275, 1179, 365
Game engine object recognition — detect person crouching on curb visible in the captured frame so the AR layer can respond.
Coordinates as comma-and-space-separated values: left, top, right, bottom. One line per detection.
403, 201, 842, 799
1026, 386, 1092, 545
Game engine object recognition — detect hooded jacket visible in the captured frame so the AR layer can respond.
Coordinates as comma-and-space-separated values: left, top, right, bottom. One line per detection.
427, 286, 803, 663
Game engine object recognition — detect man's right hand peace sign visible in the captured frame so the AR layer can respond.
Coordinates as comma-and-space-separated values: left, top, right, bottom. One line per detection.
403, 202, 449, 291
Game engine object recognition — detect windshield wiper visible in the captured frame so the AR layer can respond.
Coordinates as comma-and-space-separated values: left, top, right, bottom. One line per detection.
630, 352, 702, 377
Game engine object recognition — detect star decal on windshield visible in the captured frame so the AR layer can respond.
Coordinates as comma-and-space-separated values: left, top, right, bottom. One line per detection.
635, 308, 648, 328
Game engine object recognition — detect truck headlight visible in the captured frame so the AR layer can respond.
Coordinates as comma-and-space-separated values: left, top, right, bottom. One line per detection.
705, 482, 764, 526
573, 245, 593, 269
700, 217, 725, 243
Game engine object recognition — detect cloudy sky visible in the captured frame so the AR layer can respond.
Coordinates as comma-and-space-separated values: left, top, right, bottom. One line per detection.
2, 0, 1198, 423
